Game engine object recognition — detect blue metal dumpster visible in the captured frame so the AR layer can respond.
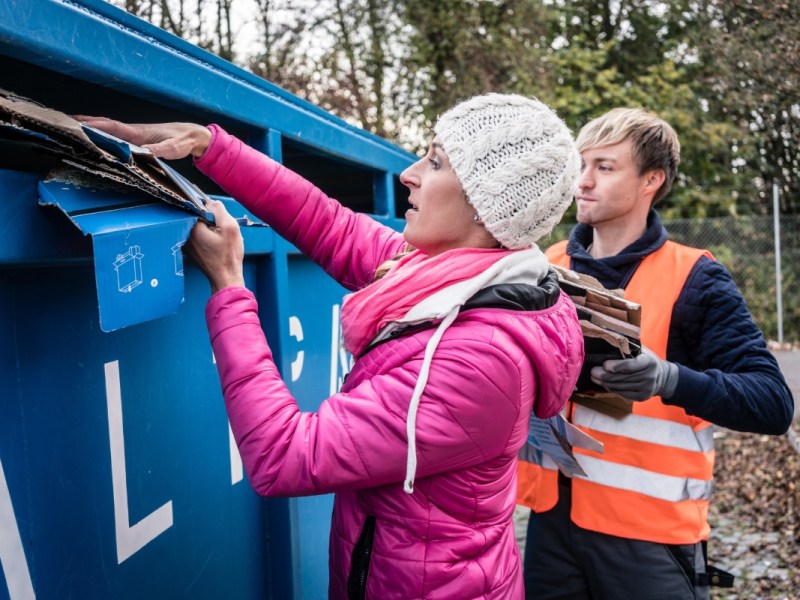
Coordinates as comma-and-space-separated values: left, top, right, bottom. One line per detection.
0, 1, 414, 598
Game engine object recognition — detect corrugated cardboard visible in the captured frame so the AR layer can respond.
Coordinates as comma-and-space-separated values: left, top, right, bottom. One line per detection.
552, 264, 642, 415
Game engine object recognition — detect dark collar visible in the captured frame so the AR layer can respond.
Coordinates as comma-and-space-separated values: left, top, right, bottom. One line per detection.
566, 209, 668, 289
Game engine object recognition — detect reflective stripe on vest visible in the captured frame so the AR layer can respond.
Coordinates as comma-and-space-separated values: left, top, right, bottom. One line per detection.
575, 455, 713, 503
518, 239, 716, 544
572, 404, 714, 453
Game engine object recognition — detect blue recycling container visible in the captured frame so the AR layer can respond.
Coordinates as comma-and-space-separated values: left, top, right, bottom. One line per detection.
0, 2, 414, 598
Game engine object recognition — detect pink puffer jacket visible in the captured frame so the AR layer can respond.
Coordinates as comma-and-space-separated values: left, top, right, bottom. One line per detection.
196, 126, 583, 599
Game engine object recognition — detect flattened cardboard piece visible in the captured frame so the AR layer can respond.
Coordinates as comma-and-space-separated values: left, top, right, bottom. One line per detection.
5, 90, 263, 332
523, 413, 604, 478
582, 320, 636, 357
0, 121, 75, 152
0, 89, 214, 222
0, 93, 107, 160
0, 120, 79, 171
552, 265, 641, 328
82, 124, 212, 217
557, 414, 604, 454
38, 177, 197, 332
91, 218, 194, 332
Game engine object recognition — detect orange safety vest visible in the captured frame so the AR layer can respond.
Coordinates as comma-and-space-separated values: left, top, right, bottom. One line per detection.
518, 240, 715, 544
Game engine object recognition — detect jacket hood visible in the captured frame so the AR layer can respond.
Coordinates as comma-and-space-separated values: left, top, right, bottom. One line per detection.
366, 248, 580, 495
479, 285, 580, 420
373, 246, 552, 494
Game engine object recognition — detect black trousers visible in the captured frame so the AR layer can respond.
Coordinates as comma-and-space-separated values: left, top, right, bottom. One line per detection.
523, 478, 710, 600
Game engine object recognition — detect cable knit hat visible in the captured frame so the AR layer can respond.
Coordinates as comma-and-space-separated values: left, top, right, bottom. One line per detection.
434, 93, 580, 249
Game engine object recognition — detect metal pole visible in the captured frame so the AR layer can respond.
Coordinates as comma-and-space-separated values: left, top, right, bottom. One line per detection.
773, 181, 784, 344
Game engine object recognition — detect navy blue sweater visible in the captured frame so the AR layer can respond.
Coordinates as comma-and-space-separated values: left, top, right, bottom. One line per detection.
563, 210, 794, 435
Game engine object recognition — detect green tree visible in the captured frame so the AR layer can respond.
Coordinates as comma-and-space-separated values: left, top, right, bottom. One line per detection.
690, 0, 800, 214
401, 0, 550, 147
520, 0, 765, 217
313, 0, 396, 137
109, 0, 233, 58
112, 0, 799, 218
246, 0, 321, 102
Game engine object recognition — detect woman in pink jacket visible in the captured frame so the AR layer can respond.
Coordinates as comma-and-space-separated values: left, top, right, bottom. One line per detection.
83, 94, 584, 599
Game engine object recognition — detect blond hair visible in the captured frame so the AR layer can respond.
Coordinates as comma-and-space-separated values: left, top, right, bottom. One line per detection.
373, 245, 414, 281
577, 108, 680, 205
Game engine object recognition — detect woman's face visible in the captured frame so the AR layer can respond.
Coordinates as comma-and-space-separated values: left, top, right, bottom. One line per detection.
399, 138, 495, 256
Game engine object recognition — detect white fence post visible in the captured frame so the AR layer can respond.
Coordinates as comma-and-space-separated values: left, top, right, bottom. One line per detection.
773, 181, 784, 344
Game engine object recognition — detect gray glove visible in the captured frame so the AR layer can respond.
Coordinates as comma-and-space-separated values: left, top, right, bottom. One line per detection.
590, 347, 679, 401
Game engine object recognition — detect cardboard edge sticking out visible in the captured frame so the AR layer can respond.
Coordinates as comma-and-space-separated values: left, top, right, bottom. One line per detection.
520, 413, 604, 478
1, 89, 216, 222
550, 264, 643, 415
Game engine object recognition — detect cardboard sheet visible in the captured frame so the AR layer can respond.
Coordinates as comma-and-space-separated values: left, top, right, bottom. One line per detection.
38, 175, 197, 332
0, 88, 214, 222
521, 413, 604, 478
0, 88, 266, 331
552, 264, 641, 414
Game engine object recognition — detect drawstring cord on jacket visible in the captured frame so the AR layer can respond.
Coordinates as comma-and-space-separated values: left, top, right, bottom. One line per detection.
368, 246, 549, 494
403, 306, 459, 494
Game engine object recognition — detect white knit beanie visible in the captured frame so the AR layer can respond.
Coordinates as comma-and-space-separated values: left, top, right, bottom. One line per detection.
434, 93, 580, 249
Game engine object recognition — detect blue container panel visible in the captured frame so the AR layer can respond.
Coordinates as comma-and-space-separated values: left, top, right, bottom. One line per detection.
0, 1, 416, 596
281, 254, 356, 599
0, 170, 93, 266
0, 266, 269, 599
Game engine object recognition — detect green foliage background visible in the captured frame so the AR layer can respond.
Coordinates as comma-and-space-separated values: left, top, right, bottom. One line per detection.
113, 0, 799, 342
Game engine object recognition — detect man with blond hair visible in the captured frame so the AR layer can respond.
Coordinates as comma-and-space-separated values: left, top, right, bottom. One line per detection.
518, 107, 794, 599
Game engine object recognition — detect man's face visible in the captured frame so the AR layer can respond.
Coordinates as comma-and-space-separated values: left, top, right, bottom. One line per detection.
576, 139, 651, 228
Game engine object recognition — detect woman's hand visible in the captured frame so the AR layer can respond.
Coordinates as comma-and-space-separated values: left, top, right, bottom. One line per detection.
73, 116, 212, 159
185, 199, 246, 294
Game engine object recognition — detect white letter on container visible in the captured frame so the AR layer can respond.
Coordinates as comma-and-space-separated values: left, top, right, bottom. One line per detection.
0, 458, 35, 599
105, 360, 173, 563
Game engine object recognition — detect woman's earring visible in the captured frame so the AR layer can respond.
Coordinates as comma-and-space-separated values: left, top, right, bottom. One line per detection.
472, 214, 482, 223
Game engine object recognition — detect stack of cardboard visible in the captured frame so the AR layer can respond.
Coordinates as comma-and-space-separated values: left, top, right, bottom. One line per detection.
521, 266, 643, 475
0, 88, 212, 221
553, 264, 643, 416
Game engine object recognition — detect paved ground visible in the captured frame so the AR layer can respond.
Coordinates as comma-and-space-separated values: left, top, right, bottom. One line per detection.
772, 350, 800, 418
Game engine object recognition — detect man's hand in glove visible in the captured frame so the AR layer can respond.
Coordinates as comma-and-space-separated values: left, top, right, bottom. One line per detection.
590, 348, 679, 401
